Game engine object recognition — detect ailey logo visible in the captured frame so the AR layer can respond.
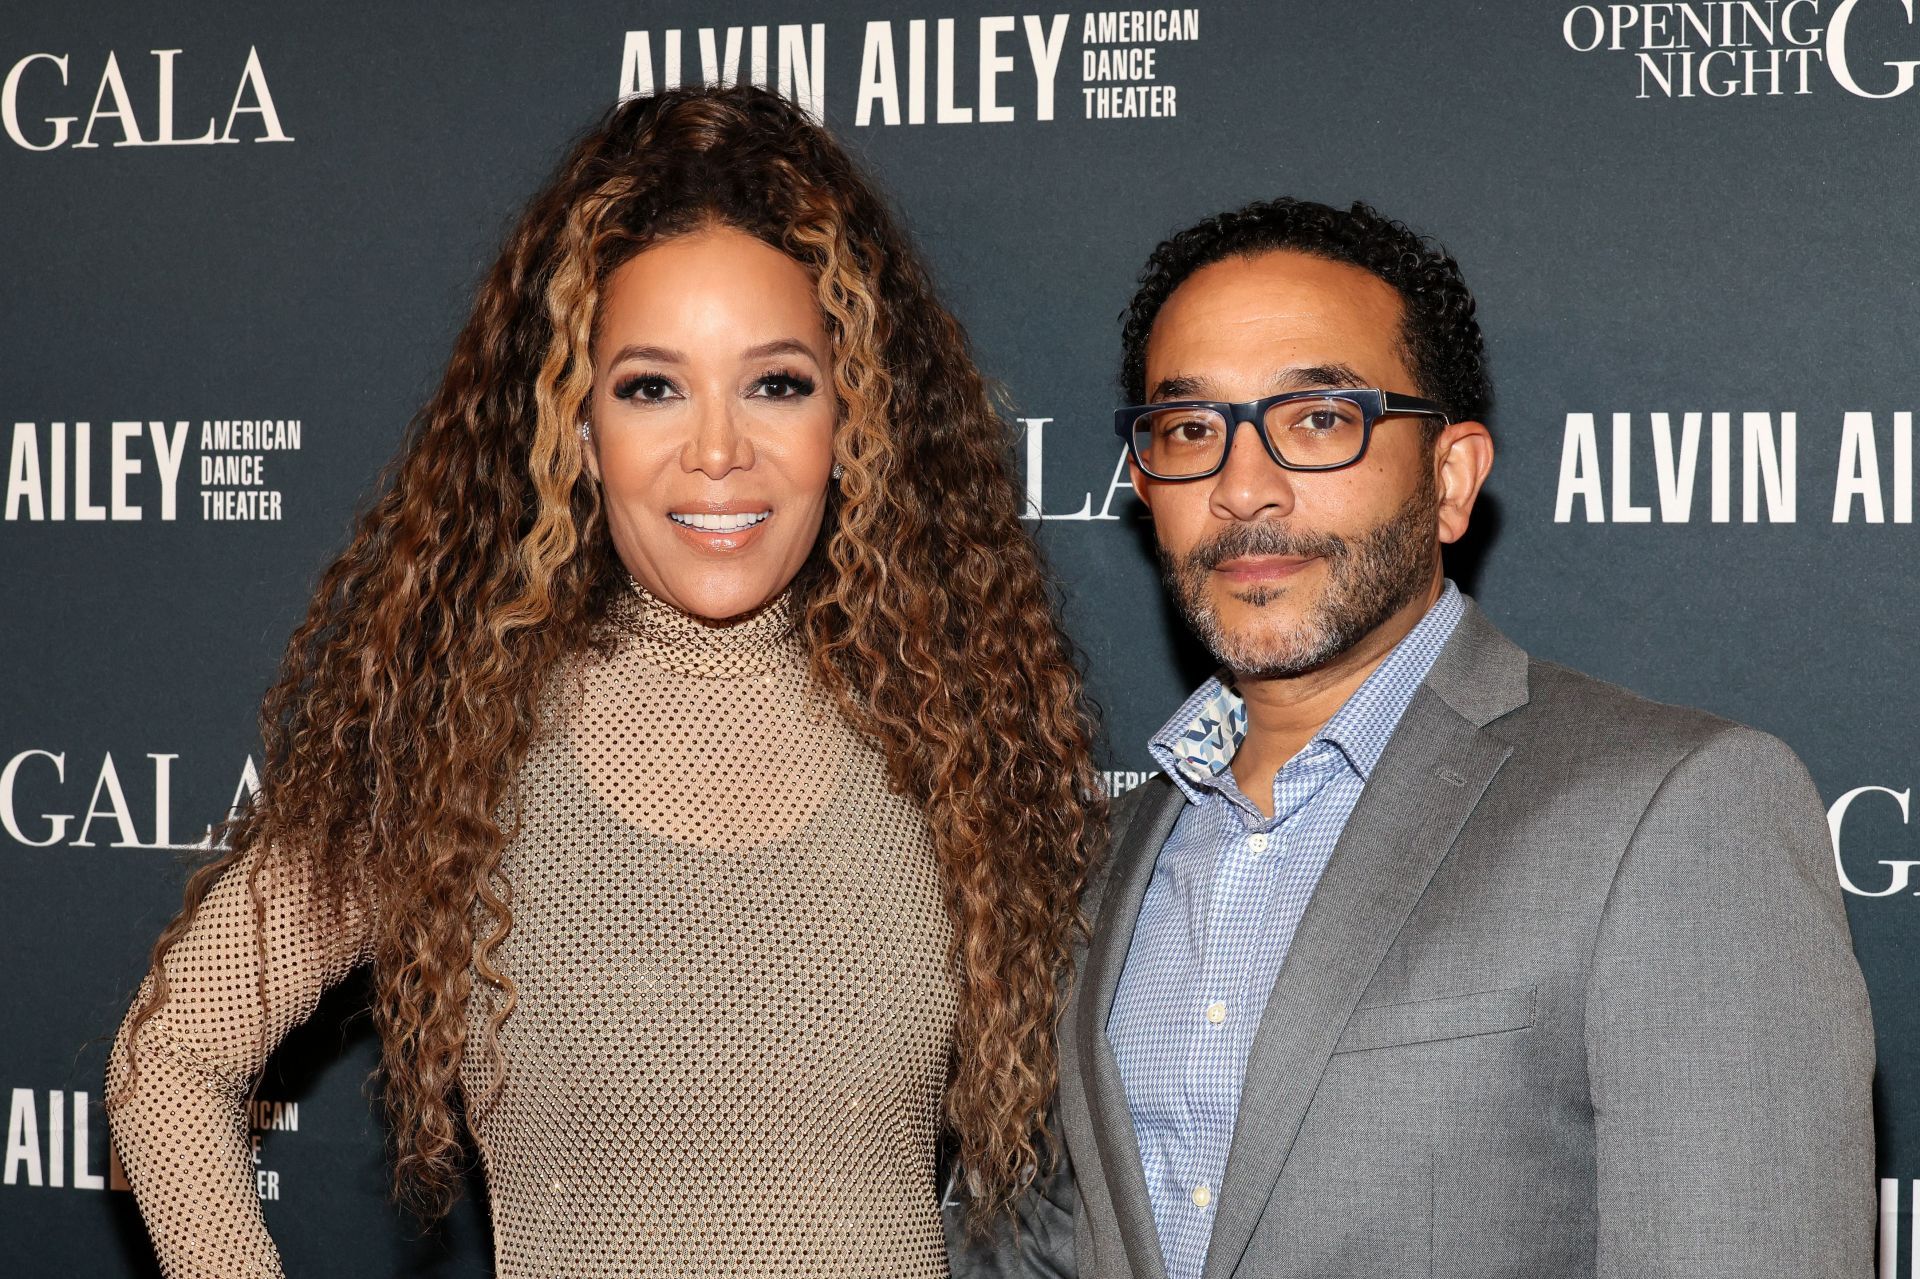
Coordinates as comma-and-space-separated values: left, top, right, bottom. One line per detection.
2, 46, 291, 150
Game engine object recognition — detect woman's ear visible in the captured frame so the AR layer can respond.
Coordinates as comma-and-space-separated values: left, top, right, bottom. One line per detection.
580, 418, 601, 482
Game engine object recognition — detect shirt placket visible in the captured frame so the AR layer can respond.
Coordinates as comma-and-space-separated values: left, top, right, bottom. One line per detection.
1183, 751, 1348, 1265
1169, 793, 1283, 1265
1237, 752, 1337, 1024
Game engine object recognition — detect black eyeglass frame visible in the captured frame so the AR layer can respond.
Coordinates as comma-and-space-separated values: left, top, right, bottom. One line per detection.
1113, 388, 1451, 480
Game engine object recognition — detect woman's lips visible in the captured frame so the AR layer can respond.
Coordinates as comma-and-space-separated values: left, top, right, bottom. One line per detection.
666, 508, 772, 552
668, 509, 771, 532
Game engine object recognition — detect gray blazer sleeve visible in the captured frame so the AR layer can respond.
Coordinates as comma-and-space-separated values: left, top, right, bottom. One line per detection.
943, 1144, 1079, 1279
1585, 725, 1876, 1277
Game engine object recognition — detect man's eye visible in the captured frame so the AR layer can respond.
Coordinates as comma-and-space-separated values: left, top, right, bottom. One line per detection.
1302, 409, 1342, 432
1161, 417, 1216, 440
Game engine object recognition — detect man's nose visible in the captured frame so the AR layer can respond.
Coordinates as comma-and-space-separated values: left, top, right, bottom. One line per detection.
1209, 417, 1296, 522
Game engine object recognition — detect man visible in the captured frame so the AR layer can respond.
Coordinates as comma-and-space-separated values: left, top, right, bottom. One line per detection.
1036, 199, 1873, 1278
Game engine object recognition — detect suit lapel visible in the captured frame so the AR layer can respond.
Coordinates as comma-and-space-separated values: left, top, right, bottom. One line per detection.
1201, 602, 1528, 1279
1075, 775, 1185, 1279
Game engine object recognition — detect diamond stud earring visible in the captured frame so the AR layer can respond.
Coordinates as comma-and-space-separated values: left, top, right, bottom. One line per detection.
831, 462, 845, 481
578, 420, 591, 441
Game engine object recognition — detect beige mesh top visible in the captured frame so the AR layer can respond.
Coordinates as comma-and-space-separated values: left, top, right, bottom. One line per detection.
107, 583, 961, 1278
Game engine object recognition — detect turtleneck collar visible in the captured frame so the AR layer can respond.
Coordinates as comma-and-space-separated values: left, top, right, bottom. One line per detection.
610, 574, 801, 678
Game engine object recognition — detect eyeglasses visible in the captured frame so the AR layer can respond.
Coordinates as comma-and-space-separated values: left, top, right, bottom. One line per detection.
1114, 388, 1450, 480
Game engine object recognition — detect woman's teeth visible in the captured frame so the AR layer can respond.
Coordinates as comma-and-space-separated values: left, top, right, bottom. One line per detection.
670, 511, 770, 532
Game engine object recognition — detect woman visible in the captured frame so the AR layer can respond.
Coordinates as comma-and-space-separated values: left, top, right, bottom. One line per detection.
107, 84, 1102, 1278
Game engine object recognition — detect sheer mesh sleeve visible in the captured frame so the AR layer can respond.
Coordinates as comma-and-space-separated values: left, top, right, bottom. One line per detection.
106, 847, 374, 1278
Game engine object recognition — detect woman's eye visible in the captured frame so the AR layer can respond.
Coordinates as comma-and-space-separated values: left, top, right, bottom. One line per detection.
753, 372, 816, 400
613, 375, 678, 403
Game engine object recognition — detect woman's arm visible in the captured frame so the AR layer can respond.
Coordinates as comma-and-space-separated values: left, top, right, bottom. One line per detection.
106, 846, 374, 1278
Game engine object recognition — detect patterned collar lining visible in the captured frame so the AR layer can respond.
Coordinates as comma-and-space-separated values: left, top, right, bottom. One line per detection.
1149, 582, 1466, 796
1159, 682, 1249, 782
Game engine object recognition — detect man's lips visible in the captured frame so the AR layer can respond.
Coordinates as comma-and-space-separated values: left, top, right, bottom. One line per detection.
1211, 553, 1319, 581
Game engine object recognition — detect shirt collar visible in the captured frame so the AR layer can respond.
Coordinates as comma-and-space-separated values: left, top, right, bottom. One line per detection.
1148, 581, 1466, 800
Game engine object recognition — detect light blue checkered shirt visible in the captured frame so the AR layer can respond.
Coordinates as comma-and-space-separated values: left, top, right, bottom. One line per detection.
1107, 582, 1464, 1279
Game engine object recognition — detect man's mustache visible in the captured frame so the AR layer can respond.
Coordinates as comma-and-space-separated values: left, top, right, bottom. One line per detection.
1181, 521, 1350, 573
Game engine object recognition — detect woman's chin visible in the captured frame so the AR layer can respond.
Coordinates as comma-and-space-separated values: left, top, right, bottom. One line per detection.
638, 569, 793, 623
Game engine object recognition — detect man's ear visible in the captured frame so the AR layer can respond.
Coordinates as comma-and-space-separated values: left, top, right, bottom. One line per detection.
1433, 420, 1493, 546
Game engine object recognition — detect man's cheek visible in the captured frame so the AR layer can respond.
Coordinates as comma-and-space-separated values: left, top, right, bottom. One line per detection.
1167, 506, 1217, 560
1154, 524, 1200, 568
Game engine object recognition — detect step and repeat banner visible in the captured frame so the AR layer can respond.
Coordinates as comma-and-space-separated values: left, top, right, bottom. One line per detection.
4, 1, 1919, 1274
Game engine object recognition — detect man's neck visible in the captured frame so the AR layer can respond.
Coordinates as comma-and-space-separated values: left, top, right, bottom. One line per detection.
1227, 575, 1445, 817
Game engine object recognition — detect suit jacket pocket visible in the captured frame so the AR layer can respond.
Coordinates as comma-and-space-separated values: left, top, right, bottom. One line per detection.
1332, 983, 1536, 1054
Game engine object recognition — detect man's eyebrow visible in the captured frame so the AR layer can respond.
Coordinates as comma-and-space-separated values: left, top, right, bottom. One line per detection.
1271, 362, 1369, 392
1147, 362, 1371, 402
1148, 374, 1210, 401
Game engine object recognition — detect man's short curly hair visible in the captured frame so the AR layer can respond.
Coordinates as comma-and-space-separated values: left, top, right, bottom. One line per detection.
1120, 198, 1491, 425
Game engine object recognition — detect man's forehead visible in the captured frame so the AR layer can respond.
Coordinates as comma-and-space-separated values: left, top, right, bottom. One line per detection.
1156, 251, 1402, 335
1146, 252, 1406, 383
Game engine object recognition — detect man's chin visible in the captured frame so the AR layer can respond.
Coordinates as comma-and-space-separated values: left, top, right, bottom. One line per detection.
1203, 601, 1333, 677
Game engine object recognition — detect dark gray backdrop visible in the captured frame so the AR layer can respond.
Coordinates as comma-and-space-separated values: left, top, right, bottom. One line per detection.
4, 1, 1918, 1273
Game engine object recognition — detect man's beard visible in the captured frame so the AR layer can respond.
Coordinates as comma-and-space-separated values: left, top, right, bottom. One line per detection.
1157, 473, 1440, 679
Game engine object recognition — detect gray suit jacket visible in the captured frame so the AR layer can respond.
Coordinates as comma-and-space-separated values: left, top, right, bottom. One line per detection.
954, 600, 1875, 1279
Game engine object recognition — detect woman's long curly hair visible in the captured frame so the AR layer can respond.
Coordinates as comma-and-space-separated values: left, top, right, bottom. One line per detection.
114, 84, 1104, 1222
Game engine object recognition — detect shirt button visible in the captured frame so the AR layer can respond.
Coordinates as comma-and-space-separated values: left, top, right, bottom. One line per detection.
1247, 832, 1270, 853
1206, 1001, 1227, 1024
1191, 1183, 1212, 1208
